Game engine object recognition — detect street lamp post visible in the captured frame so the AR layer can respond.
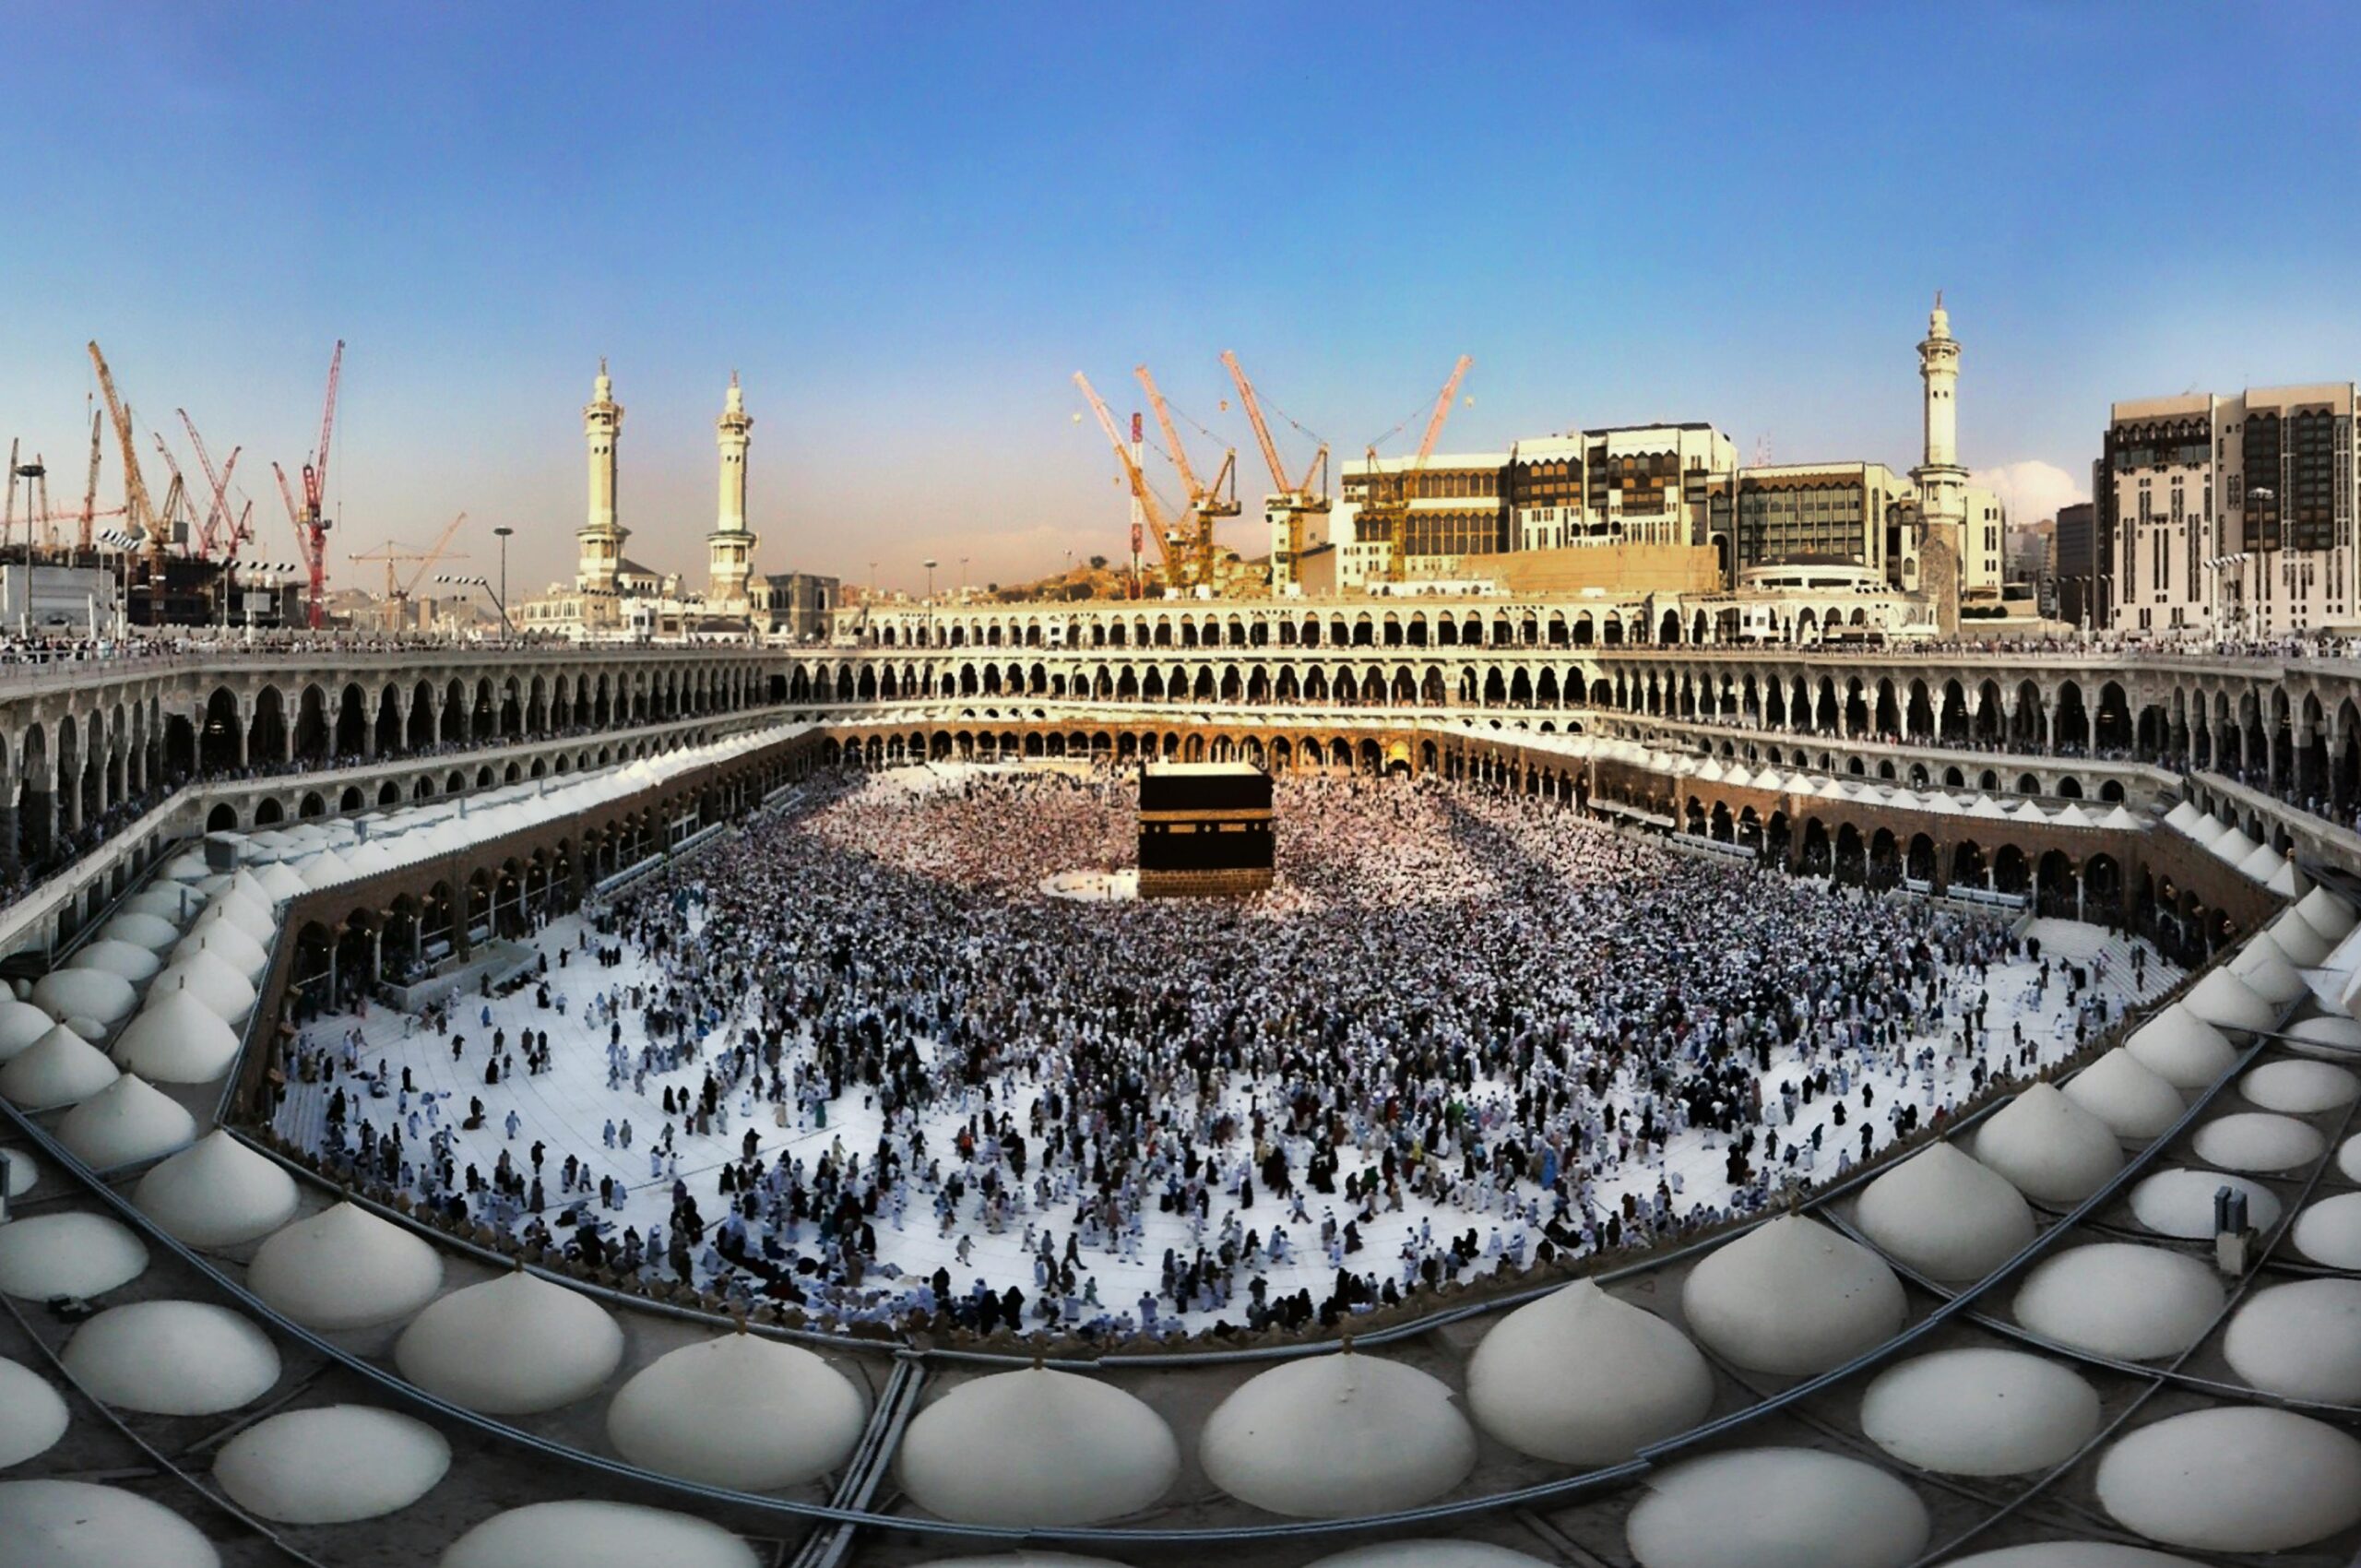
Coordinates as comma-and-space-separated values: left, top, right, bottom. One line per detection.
492, 526, 514, 640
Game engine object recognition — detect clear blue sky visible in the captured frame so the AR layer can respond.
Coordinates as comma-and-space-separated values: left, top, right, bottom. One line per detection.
4, 2, 2357, 595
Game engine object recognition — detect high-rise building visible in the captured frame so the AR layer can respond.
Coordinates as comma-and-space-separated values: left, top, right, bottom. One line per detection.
2096, 384, 2359, 636
2055, 502, 2095, 629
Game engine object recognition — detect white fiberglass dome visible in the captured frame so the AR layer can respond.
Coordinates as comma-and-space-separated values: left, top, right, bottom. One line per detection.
2180, 968, 2276, 1040
29, 968, 136, 1027
212, 1405, 450, 1525
2128, 1168, 2281, 1239
1680, 1213, 1904, 1374
125, 885, 205, 923
2191, 1111, 2326, 1172
99, 911, 182, 953
53, 1075, 196, 1168
0, 1000, 51, 1061
1200, 1350, 1476, 1518
132, 1131, 300, 1247
246, 1201, 444, 1329
2240, 1058, 2358, 1113
149, 951, 255, 1023
65, 939, 160, 985
394, 1269, 622, 1415
1625, 1446, 1929, 1568
111, 992, 242, 1085
2095, 1406, 2361, 1551
438, 1501, 758, 1568
2295, 885, 2359, 941
1858, 1348, 2099, 1476
2264, 908, 2335, 965
0, 1211, 148, 1301
1972, 1084, 2123, 1203
2221, 1278, 2361, 1403
1305, 1547, 1552, 1567
0, 1146, 31, 1197
206, 889, 277, 944
171, 926, 267, 985
1852, 1141, 2034, 1280
2124, 1005, 2236, 1089
1939, 1548, 2206, 1567
0, 1359, 68, 1468
2293, 1190, 2361, 1267
607, 1332, 866, 1492
2063, 1050, 2184, 1143
2227, 932, 2307, 1003
0, 1479, 220, 1568
2284, 1015, 2361, 1058
0, 1026, 119, 1109
2011, 1243, 2225, 1360
898, 1366, 1174, 1526
255, 861, 309, 902
62, 1301, 279, 1415
1465, 1279, 1713, 1464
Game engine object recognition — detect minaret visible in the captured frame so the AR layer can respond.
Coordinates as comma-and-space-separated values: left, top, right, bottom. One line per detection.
706, 372, 755, 608
1913, 292, 1967, 528
576, 360, 628, 595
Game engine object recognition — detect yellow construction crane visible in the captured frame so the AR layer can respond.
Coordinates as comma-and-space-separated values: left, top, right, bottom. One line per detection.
1133, 365, 1237, 582
350, 511, 469, 603
1221, 350, 1330, 591
1363, 355, 1474, 582
1075, 373, 1199, 590
87, 341, 162, 570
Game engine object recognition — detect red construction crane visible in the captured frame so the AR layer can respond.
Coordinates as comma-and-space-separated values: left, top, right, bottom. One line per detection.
291, 340, 343, 627
1220, 350, 1331, 590
1368, 354, 1473, 582
1075, 371, 1193, 588
1133, 364, 1238, 559
178, 410, 242, 561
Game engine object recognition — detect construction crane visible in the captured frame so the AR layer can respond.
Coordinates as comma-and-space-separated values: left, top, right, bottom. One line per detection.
87, 341, 161, 571
289, 340, 343, 628
350, 511, 468, 603
1133, 365, 1238, 581
1220, 350, 1331, 592
149, 433, 196, 552
1361, 355, 1473, 583
1075, 372, 1198, 590
178, 411, 242, 561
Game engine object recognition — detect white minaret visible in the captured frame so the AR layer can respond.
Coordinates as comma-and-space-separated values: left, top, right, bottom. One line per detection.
706, 372, 755, 608
1913, 292, 1967, 528
577, 359, 628, 595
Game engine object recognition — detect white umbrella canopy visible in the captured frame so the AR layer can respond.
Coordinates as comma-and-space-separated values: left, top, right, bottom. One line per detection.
63, 940, 161, 985
54, 1074, 198, 1169
1465, 1278, 1713, 1464
246, 1201, 444, 1330
2177, 969, 2277, 1043
29, 968, 136, 1028
393, 1270, 622, 1415
607, 1331, 866, 1492
100, 911, 183, 953
112, 991, 242, 1085
897, 1366, 1175, 1526
2296, 885, 2359, 942
2125, 1005, 2237, 1088
133, 1131, 301, 1247
173, 923, 270, 984
2062, 1049, 2186, 1143
1199, 1351, 1477, 1518
0, 1025, 121, 1110
1680, 1214, 1906, 1375
1852, 1140, 2035, 1280
2226, 932, 2308, 1004
149, 951, 256, 1024
1973, 1084, 2124, 1203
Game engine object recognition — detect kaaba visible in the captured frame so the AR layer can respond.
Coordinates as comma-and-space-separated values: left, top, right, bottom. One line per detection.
1137, 762, 1275, 897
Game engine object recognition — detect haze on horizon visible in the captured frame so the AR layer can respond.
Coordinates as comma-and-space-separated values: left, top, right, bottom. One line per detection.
2, 1, 2356, 598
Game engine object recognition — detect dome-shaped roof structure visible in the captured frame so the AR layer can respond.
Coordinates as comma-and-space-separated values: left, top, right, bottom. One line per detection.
30, 968, 136, 1027
298, 849, 355, 890
171, 925, 268, 984
2180, 969, 2277, 1040
2240, 1058, 2358, 1113
1200, 1350, 1477, 1518
2344, 1130, 2361, 1181
0, 1479, 221, 1568
2161, 801, 2204, 834
65, 939, 161, 985
111, 992, 242, 1085
255, 861, 310, 902
2295, 885, 2359, 942
2012, 1243, 2225, 1360
0, 1211, 148, 1300
1625, 1447, 1929, 1568
2234, 838, 2286, 883
0, 1358, 68, 1468
99, 911, 182, 954
205, 890, 277, 944
2264, 908, 2335, 966
1, 1145, 35, 1197
394, 1270, 622, 1415
212, 1404, 450, 1525
2226, 932, 2307, 1003
2221, 1278, 2361, 1403
437, 1501, 759, 1568
2293, 1190, 2361, 1267
2285, 1015, 2361, 1058
54, 1074, 196, 1168
246, 1201, 444, 1329
2129, 1168, 2281, 1239
904, 1556, 1132, 1568
897, 1366, 1173, 1526
1465, 1279, 1713, 1464
148, 951, 255, 1023
1939, 1547, 2206, 1566
1859, 1348, 2099, 1476
0, 1025, 119, 1108
1306, 1546, 1553, 1567
2095, 1407, 2361, 1552
125, 885, 206, 922
2063, 1050, 2184, 1142
607, 1331, 866, 1492
1973, 1084, 2124, 1202
0, 999, 53, 1061
2125, 1005, 2236, 1087
132, 1131, 299, 1247
62, 1301, 279, 1415
1852, 1141, 2035, 1280
1680, 1214, 1905, 1374
2207, 826, 2260, 865
2191, 1111, 2325, 1172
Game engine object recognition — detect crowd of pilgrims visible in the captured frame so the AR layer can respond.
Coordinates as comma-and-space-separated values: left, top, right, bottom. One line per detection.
286, 763, 2147, 1341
